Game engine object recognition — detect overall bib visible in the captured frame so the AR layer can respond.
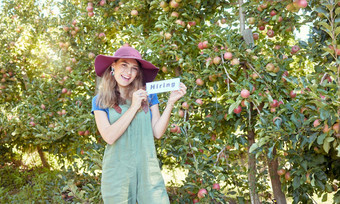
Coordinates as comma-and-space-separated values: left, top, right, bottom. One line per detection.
101, 104, 170, 204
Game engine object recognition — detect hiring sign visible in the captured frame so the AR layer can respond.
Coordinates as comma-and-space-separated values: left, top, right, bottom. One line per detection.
146, 78, 180, 95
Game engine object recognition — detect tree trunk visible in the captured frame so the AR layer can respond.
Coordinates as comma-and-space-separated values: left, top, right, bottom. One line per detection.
248, 130, 261, 204
37, 146, 50, 169
267, 147, 287, 204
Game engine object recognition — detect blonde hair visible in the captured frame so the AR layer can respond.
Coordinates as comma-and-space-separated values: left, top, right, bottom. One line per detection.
96, 59, 144, 109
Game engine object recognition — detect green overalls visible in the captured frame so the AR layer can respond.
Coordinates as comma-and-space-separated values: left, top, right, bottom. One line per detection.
101, 104, 170, 204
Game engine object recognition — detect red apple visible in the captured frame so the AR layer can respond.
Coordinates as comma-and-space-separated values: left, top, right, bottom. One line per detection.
285, 171, 292, 181
297, 0, 308, 8
29, 121, 36, 126
66, 66, 72, 72
198, 42, 204, 50
171, 11, 179, 18
170, 124, 179, 133
291, 45, 300, 53
208, 74, 216, 82
131, 9, 138, 16
231, 58, 240, 65
277, 168, 286, 176
234, 106, 242, 114
253, 33, 259, 40
260, 3, 268, 9
62, 88, 67, 94
195, 98, 203, 106
41, 104, 46, 110
78, 131, 85, 136
160, 1, 167, 8
86, 6, 93, 12
88, 12, 94, 17
270, 10, 277, 16
169, 0, 179, 8
188, 21, 196, 27
267, 29, 275, 37
313, 119, 320, 127
212, 183, 220, 190
248, 17, 256, 24
270, 99, 279, 107
197, 188, 208, 199
224, 52, 233, 60
213, 56, 221, 65
257, 6, 263, 12
178, 109, 184, 118
100, 0, 106, 6
290, 90, 297, 98
266, 63, 275, 72
202, 41, 208, 49
240, 89, 250, 98
63, 26, 70, 32
241, 100, 247, 107
196, 78, 204, 86
76, 100, 82, 106
259, 25, 265, 30
323, 124, 331, 133
164, 33, 172, 40
182, 102, 189, 109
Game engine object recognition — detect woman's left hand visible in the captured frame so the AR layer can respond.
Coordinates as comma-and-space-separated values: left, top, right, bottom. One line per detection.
168, 82, 187, 104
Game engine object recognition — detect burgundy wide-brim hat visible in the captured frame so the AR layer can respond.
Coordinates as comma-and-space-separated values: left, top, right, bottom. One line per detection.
94, 46, 159, 83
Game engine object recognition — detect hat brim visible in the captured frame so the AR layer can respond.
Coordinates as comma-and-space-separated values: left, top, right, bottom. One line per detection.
94, 55, 159, 83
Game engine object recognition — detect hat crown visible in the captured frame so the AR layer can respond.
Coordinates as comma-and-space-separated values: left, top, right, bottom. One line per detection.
114, 47, 142, 59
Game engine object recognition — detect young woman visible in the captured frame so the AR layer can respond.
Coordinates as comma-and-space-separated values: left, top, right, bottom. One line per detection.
91, 46, 187, 203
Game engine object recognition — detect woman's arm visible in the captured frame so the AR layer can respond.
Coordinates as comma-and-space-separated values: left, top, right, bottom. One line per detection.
151, 83, 187, 139
94, 89, 147, 145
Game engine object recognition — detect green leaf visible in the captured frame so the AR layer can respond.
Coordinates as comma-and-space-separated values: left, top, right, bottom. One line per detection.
318, 21, 332, 32
301, 160, 307, 171
320, 27, 333, 38
336, 7, 340, 16
323, 139, 331, 153
308, 133, 318, 149
292, 176, 301, 190
336, 145, 340, 157
317, 134, 326, 145
249, 143, 258, 153
322, 193, 328, 202
335, 26, 340, 37
320, 108, 330, 120
228, 101, 240, 115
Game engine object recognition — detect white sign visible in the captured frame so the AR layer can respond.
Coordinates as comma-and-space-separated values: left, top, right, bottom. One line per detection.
146, 78, 180, 94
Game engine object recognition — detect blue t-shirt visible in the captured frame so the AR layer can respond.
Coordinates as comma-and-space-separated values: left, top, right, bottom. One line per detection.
91, 94, 159, 121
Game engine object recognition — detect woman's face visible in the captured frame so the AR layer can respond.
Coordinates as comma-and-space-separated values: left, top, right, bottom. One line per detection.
112, 58, 140, 88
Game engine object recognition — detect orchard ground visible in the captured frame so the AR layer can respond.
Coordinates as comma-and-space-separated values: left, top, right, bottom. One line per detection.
0, 149, 334, 203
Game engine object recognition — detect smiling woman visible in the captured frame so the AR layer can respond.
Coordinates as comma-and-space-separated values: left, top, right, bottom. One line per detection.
91, 46, 187, 203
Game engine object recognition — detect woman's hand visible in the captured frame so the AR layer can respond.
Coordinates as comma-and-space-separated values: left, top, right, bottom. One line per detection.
131, 89, 147, 110
168, 83, 187, 104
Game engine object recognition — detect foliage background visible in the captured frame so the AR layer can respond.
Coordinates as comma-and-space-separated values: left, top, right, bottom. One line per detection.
0, 0, 339, 203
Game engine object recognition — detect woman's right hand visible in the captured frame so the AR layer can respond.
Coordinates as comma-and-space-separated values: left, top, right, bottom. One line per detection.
131, 89, 148, 110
